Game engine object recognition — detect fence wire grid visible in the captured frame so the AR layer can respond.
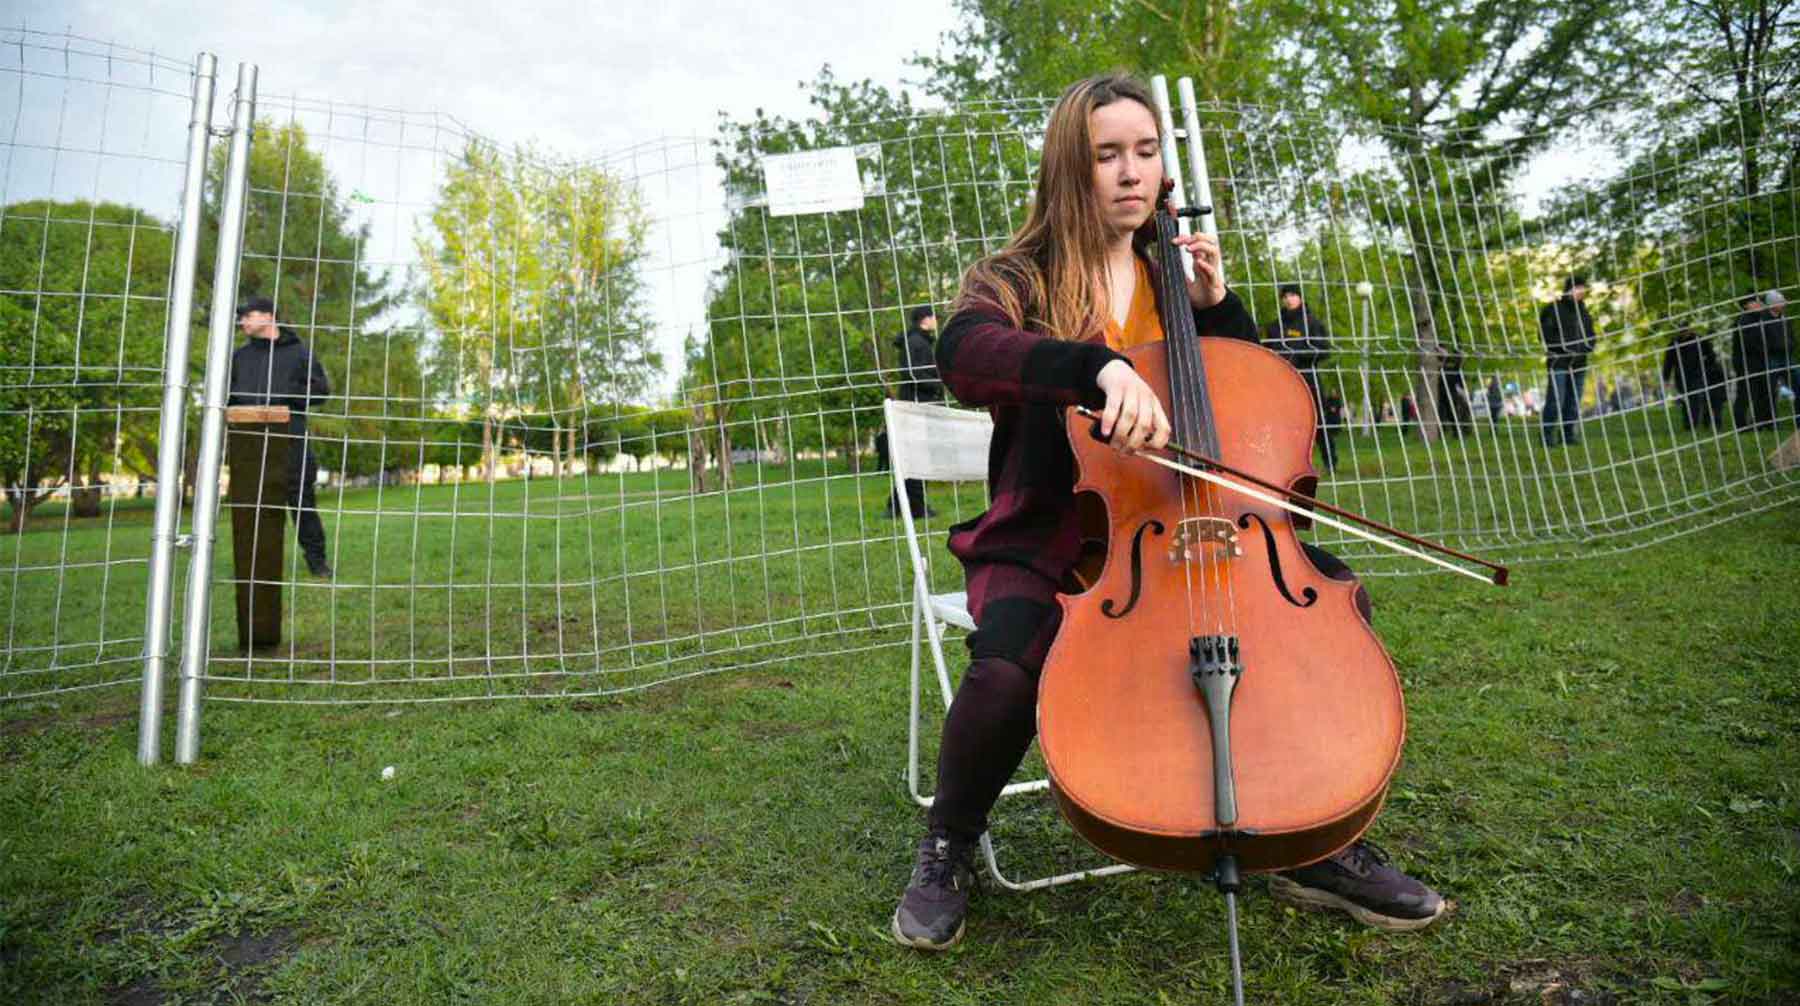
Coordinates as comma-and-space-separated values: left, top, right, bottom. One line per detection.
0, 30, 1795, 714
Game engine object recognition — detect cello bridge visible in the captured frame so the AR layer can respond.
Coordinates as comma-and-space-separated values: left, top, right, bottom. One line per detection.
1169, 517, 1242, 563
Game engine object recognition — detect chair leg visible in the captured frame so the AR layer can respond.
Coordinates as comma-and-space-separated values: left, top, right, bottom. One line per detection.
977, 831, 1137, 892
907, 598, 930, 807
905, 585, 1135, 892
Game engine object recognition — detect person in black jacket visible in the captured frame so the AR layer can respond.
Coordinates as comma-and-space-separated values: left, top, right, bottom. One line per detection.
1538, 275, 1598, 446
1732, 290, 1793, 432
228, 297, 334, 577
1434, 351, 1474, 437
881, 305, 943, 518
1263, 284, 1338, 471
1662, 327, 1726, 431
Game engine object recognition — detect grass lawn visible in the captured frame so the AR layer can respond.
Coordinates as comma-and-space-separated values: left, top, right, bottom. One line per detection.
1, 438, 1797, 1002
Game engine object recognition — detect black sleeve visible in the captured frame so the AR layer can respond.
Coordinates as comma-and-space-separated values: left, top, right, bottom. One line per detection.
1307, 315, 1332, 357
936, 289, 1128, 407
306, 350, 332, 408
1194, 289, 1258, 344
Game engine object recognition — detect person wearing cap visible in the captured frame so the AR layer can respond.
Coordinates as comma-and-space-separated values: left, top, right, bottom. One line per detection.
883, 305, 943, 518
1537, 274, 1598, 447
228, 297, 335, 577
1262, 284, 1338, 471
1731, 289, 1790, 432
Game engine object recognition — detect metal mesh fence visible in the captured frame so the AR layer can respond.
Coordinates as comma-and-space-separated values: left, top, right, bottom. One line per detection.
0, 30, 199, 700
0, 34, 1794, 720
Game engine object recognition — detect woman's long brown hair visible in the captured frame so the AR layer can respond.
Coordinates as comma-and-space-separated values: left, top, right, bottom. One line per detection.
955, 72, 1161, 342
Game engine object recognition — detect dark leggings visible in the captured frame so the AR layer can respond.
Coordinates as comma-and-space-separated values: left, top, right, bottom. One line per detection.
928, 543, 1369, 841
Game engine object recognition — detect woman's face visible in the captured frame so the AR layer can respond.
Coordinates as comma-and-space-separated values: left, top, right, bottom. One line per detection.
1088, 99, 1162, 241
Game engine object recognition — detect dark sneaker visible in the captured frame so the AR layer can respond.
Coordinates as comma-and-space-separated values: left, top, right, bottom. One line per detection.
1269, 840, 1448, 932
306, 556, 334, 579
891, 831, 977, 950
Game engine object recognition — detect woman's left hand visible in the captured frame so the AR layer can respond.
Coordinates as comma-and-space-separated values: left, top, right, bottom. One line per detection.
1170, 232, 1226, 310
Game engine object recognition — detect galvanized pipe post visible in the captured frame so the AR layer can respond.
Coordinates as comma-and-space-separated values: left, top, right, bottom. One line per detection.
137, 53, 218, 766
175, 62, 257, 765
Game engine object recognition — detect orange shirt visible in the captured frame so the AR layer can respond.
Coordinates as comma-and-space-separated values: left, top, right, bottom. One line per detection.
1103, 255, 1165, 351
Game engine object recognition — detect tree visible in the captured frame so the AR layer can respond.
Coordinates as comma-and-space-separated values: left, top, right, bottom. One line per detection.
197, 119, 421, 483
917, 0, 1300, 109
1544, 0, 1798, 327
691, 68, 1045, 487
418, 140, 658, 481
1289, 0, 1634, 437
0, 200, 173, 532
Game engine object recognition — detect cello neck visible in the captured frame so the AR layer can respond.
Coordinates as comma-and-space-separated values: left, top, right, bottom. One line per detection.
1154, 203, 1221, 460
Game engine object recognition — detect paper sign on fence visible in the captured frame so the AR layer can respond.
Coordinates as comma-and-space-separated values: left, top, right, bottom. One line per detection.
763, 146, 864, 217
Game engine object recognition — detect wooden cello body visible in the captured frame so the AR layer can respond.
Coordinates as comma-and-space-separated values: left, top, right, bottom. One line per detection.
1036, 211, 1406, 877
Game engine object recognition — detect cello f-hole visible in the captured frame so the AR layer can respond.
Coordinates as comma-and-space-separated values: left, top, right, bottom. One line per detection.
1238, 513, 1318, 609
1100, 519, 1164, 619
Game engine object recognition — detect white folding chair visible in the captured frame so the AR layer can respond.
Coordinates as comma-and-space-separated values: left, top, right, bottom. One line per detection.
885, 399, 1135, 892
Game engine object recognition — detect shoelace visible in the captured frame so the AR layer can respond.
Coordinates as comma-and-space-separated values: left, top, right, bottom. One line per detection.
916, 838, 973, 890
1339, 840, 1393, 876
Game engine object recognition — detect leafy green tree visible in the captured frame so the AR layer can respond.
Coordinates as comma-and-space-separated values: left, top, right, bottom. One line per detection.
196, 119, 421, 481
918, 0, 1300, 108
692, 69, 1042, 483
0, 200, 172, 531
418, 139, 658, 481
1544, 0, 1798, 335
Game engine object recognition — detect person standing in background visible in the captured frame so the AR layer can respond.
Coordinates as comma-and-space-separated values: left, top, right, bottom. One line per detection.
1539, 275, 1598, 446
884, 306, 943, 518
1732, 290, 1793, 432
1263, 284, 1338, 471
1662, 327, 1726, 431
229, 297, 334, 578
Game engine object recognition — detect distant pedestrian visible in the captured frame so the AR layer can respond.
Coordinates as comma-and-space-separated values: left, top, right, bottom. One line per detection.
1435, 351, 1473, 437
1732, 290, 1789, 432
228, 297, 334, 578
884, 305, 942, 518
1263, 284, 1338, 471
1661, 327, 1726, 431
1539, 275, 1598, 446
1485, 376, 1503, 421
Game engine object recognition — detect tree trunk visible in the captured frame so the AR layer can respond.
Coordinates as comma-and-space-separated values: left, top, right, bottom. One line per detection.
69, 458, 105, 518
687, 427, 708, 494
482, 412, 495, 485
715, 419, 734, 491
1409, 285, 1445, 446
5, 483, 48, 534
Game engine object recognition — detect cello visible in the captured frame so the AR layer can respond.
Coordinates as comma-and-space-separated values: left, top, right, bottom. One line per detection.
1034, 102, 1508, 1004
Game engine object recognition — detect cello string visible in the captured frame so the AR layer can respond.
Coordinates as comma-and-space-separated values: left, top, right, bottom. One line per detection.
1163, 206, 1240, 644
1157, 211, 1209, 642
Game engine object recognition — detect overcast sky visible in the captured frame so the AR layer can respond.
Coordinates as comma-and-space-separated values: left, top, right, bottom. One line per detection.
17, 0, 963, 155
6, 2, 970, 391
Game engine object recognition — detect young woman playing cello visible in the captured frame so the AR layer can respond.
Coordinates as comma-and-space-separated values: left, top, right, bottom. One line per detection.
892, 72, 1447, 951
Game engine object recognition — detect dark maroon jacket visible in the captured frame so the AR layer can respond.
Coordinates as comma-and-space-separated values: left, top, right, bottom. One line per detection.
935, 282, 1259, 589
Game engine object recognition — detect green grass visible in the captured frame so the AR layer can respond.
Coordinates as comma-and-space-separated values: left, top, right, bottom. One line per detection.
4, 406, 1797, 700
1, 479, 1797, 1002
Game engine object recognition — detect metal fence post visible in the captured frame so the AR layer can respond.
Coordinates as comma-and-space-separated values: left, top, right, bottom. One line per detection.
174, 62, 257, 765
137, 53, 219, 767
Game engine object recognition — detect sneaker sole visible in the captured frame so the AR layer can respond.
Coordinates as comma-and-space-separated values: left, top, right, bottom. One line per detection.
1267, 875, 1448, 933
890, 908, 965, 951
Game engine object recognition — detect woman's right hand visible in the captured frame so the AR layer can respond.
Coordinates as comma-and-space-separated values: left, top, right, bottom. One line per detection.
1094, 359, 1170, 454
